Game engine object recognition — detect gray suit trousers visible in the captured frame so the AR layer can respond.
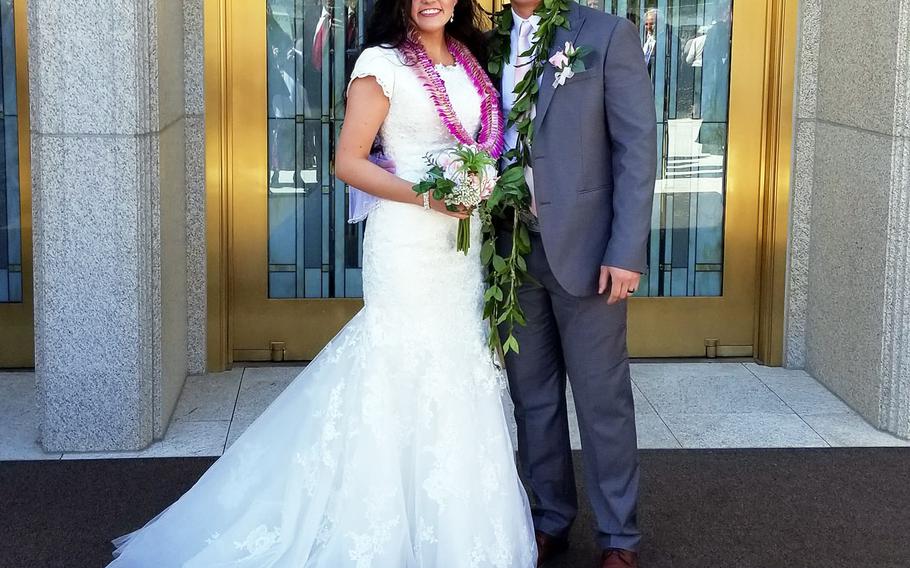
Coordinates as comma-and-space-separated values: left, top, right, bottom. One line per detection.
499, 231, 641, 552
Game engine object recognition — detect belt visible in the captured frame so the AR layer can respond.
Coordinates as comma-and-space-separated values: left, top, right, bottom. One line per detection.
494, 210, 541, 233
517, 208, 541, 233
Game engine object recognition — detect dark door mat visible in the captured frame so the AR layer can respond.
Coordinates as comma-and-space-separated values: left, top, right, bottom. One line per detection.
1, 448, 907, 567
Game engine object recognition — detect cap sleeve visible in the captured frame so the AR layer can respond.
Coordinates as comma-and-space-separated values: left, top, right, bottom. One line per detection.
348, 47, 398, 100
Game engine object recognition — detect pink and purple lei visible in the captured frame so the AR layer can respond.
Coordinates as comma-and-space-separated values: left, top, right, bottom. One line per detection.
398, 29, 505, 159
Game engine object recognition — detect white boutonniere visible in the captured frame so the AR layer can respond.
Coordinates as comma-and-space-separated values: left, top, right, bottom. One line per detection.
549, 41, 592, 88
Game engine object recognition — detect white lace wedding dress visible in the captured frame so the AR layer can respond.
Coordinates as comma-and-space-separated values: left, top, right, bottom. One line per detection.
107, 46, 537, 568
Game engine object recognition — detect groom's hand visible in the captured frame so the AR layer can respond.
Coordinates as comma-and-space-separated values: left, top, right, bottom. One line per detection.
599, 266, 641, 305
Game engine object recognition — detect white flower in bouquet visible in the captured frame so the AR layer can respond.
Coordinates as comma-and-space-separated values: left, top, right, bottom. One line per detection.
444, 161, 498, 208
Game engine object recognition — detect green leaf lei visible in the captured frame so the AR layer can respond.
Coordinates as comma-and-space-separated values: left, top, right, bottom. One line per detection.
480, 0, 573, 356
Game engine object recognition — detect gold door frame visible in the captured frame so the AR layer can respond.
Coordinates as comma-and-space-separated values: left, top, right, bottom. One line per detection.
0, 0, 34, 368
204, 0, 797, 371
754, 0, 797, 366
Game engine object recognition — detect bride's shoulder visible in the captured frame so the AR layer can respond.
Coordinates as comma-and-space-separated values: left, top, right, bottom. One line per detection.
355, 45, 407, 68
350, 45, 411, 100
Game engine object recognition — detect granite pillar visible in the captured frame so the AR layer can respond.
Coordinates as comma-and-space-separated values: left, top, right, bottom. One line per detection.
786, 0, 910, 438
184, 0, 206, 375
29, 0, 188, 451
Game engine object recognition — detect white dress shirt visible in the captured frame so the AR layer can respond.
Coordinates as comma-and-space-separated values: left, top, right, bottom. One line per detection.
501, 11, 542, 216
642, 33, 656, 66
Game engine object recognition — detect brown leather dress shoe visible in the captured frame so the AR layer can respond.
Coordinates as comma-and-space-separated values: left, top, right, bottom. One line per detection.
600, 548, 639, 568
535, 530, 569, 567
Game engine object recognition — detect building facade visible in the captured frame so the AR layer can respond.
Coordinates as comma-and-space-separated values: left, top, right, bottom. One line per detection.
0, 0, 907, 452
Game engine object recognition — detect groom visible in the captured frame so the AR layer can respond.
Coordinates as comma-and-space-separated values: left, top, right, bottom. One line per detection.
495, 2, 657, 567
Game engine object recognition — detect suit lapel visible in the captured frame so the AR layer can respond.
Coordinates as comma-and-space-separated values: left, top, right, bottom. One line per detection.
533, 2, 586, 137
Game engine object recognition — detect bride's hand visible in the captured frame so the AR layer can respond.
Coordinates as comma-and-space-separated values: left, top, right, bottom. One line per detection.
428, 196, 471, 220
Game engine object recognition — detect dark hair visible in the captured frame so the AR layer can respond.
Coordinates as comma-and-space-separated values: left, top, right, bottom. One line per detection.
363, 0, 490, 66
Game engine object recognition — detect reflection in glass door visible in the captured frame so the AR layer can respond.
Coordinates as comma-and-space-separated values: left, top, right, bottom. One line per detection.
265, 0, 372, 300
600, 0, 733, 297
229, 0, 494, 360
0, 0, 21, 304
579, 0, 762, 356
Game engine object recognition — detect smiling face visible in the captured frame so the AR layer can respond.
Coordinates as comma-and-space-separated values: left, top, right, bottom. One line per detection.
645, 11, 656, 33
410, 0, 457, 35
509, 0, 541, 18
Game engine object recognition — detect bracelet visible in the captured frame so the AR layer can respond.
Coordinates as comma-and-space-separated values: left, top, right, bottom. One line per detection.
422, 192, 430, 210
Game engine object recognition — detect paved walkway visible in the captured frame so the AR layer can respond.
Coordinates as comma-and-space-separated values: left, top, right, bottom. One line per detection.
2, 362, 907, 460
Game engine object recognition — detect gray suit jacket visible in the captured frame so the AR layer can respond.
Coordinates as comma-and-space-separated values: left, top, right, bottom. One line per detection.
529, 3, 657, 297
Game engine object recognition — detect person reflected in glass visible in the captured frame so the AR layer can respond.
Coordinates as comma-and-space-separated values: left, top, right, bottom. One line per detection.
684, 25, 707, 118
641, 8, 658, 78
684, 25, 706, 68
305, 0, 358, 73
696, 1, 732, 156
289, 0, 359, 175
267, 4, 297, 189
342, 0, 363, 74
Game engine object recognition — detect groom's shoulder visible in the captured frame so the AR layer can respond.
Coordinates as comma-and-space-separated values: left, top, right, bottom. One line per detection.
576, 4, 633, 39
576, 3, 612, 21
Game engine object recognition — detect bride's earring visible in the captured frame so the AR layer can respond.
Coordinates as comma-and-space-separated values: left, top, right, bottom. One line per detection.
449, 14, 454, 23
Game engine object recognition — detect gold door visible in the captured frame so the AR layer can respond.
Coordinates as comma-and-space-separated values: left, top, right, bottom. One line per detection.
225, 0, 367, 362
619, 0, 794, 359
0, 0, 33, 369
624, 0, 763, 358
213, 0, 793, 364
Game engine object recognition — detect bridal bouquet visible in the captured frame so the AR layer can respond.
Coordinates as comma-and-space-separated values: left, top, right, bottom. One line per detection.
413, 144, 500, 254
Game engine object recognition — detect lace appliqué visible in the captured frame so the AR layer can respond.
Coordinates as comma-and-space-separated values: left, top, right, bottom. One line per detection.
233, 525, 281, 556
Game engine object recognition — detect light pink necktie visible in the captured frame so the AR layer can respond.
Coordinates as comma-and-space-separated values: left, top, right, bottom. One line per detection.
514, 20, 537, 215
514, 20, 534, 88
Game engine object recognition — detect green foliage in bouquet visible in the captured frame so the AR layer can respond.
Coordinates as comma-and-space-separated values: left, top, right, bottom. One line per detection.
412, 161, 455, 202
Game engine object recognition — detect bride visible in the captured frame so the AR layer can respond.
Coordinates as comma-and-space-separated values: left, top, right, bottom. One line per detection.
106, 0, 537, 566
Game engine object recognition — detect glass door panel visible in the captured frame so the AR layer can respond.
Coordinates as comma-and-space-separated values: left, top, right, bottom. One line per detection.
548, 0, 757, 355
602, 0, 733, 298
0, 0, 21, 304
0, 0, 33, 368
265, 0, 368, 300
